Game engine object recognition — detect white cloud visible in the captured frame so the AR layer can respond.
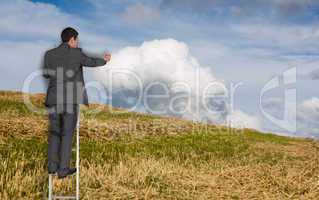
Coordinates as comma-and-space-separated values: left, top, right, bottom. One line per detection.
260, 96, 319, 138
1, 0, 317, 137
296, 98, 319, 138
94, 38, 261, 128
0, 40, 52, 91
298, 97, 319, 124
0, 0, 119, 91
227, 110, 262, 130
232, 23, 319, 48
0, 0, 117, 48
0, 0, 70, 39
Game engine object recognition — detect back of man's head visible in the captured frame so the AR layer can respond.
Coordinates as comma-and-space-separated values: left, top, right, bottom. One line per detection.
61, 27, 78, 43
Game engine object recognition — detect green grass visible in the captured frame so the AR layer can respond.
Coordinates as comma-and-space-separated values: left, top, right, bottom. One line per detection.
0, 138, 47, 199
0, 131, 296, 176
81, 132, 251, 167
82, 107, 160, 121
0, 91, 318, 199
0, 99, 34, 116
0, 132, 310, 199
244, 129, 295, 145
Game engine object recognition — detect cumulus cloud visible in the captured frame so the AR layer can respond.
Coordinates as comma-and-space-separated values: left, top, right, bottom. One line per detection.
226, 110, 262, 130
2, 0, 317, 136
94, 38, 261, 129
261, 96, 319, 138
297, 98, 319, 137
298, 98, 319, 120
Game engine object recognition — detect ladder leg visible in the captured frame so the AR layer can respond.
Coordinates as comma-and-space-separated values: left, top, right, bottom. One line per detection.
48, 174, 53, 200
76, 105, 80, 200
47, 105, 81, 200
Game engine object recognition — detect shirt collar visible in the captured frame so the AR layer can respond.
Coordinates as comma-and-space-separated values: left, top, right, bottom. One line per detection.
60, 42, 70, 49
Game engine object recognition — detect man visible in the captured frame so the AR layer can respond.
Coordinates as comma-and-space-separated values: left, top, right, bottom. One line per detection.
42, 27, 111, 179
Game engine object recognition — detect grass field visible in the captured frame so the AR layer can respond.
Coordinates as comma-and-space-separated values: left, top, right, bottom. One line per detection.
0, 91, 318, 199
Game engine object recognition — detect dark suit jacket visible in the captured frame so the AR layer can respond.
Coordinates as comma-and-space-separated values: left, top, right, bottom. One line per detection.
42, 42, 106, 107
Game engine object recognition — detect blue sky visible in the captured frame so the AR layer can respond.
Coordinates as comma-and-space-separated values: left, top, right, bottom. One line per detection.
1, 0, 319, 137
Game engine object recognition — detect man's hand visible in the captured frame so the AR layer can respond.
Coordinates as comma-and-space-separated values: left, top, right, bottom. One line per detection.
104, 52, 111, 62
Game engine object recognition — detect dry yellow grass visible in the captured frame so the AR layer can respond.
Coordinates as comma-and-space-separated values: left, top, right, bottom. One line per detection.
0, 90, 318, 199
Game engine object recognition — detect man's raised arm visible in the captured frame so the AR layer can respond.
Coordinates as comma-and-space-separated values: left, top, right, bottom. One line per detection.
80, 49, 111, 67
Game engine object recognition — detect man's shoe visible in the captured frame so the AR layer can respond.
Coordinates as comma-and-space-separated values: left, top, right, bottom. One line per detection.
57, 168, 76, 179
48, 162, 59, 174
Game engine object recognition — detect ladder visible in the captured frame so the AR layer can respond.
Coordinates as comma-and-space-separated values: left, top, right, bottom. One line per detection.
48, 107, 81, 200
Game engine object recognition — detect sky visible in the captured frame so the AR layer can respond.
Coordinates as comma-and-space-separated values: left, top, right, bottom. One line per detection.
1, 0, 319, 138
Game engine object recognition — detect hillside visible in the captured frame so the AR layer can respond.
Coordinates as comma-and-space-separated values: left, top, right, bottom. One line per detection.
0, 90, 318, 199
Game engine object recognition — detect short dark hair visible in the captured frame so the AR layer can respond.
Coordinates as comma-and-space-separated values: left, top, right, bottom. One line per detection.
61, 27, 78, 42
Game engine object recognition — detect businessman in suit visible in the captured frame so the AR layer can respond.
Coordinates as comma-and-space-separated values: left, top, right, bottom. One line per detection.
42, 27, 111, 178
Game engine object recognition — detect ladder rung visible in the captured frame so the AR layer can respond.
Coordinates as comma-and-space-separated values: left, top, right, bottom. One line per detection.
49, 107, 80, 200
49, 173, 76, 177
53, 195, 77, 199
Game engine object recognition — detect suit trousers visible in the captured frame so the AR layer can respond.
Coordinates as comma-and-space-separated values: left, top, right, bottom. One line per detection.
47, 104, 79, 169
